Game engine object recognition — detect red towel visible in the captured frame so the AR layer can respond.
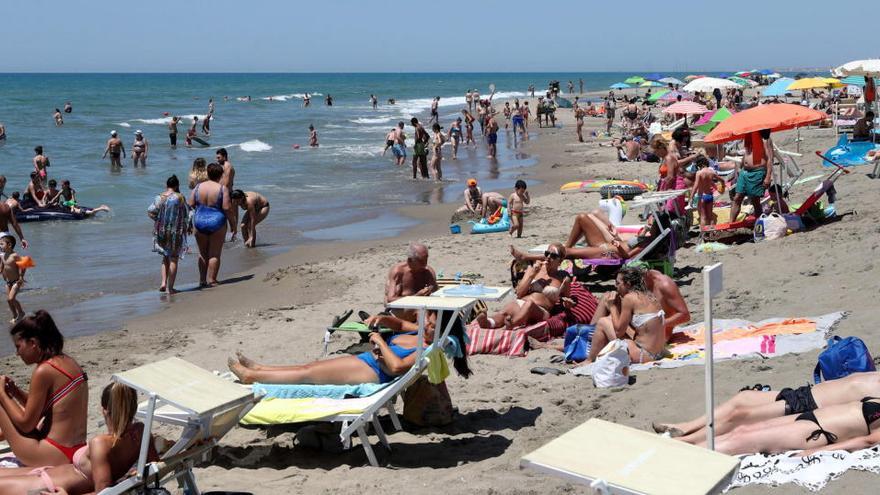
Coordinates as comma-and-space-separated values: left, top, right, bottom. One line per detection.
465, 322, 548, 357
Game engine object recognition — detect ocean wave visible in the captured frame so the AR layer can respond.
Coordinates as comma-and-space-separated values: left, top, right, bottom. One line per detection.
349, 117, 394, 124
323, 143, 381, 158
132, 114, 207, 125
116, 122, 131, 128
238, 139, 272, 152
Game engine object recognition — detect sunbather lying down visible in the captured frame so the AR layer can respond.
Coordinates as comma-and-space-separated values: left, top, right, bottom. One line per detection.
229, 311, 472, 385
475, 283, 565, 329
653, 371, 880, 446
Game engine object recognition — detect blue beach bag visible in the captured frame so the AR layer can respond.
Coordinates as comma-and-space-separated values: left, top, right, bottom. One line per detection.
563, 324, 595, 363
813, 336, 875, 384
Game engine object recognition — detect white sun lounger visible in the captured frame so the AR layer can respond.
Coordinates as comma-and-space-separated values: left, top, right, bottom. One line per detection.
99, 357, 258, 495
521, 418, 739, 495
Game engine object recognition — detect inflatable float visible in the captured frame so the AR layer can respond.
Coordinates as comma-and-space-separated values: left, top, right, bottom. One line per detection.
560, 179, 648, 194
16, 206, 92, 223
191, 136, 210, 147
470, 207, 511, 234
823, 134, 879, 167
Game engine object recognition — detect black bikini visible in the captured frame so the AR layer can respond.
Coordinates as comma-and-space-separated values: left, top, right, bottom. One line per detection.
795, 396, 880, 445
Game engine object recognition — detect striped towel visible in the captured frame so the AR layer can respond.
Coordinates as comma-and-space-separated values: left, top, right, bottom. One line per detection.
465, 322, 548, 357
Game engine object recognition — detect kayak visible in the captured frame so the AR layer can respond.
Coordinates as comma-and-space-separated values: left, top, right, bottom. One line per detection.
560, 179, 648, 194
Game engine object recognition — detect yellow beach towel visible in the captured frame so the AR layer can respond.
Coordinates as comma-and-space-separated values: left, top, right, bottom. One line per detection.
240, 396, 377, 425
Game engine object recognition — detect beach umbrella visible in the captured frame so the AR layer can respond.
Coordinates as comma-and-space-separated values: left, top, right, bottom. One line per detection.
693, 107, 734, 134
768, 73, 782, 79
640, 80, 664, 87
659, 77, 684, 86
610, 82, 631, 89
704, 103, 826, 143
624, 76, 646, 84
758, 69, 774, 76
659, 90, 694, 102
647, 89, 671, 102
662, 101, 709, 115
786, 77, 843, 91
684, 75, 704, 81
728, 76, 753, 87
735, 71, 751, 77
839, 75, 875, 86
682, 77, 740, 93
832, 59, 880, 78
644, 73, 664, 81
762, 77, 796, 97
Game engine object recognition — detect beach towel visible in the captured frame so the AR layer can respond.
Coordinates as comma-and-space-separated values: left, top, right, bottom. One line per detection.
571, 312, 844, 376
252, 382, 387, 400
465, 321, 548, 357
240, 396, 378, 425
726, 445, 880, 492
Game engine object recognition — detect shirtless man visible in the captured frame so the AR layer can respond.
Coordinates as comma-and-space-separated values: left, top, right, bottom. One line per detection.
208, 98, 215, 114
385, 242, 438, 312
53, 108, 64, 126
201, 112, 212, 136
465, 90, 473, 112
216, 148, 235, 190
392, 121, 407, 166
102, 130, 126, 169
429, 97, 440, 125
303, 93, 311, 107
502, 102, 512, 129
32, 146, 49, 186
486, 113, 499, 159
370, 94, 378, 109
168, 116, 179, 149
185, 117, 198, 147
0, 200, 27, 250
230, 190, 270, 248
308, 125, 319, 147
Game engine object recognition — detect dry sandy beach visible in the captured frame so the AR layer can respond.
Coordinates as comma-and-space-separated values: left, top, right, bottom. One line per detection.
7, 99, 879, 494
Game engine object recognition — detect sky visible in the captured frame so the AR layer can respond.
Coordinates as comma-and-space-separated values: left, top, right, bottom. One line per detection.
2, 0, 876, 73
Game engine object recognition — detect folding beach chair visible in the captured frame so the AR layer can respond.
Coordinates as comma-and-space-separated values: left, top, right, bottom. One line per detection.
242, 296, 478, 467
521, 418, 739, 495
99, 357, 258, 495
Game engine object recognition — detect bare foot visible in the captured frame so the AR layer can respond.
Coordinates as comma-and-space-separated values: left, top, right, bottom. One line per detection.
158, 285, 166, 292
227, 357, 254, 384
166, 287, 178, 295
236, 351, 257, 369
651, 422, 684, 437
509, 245, 526, 261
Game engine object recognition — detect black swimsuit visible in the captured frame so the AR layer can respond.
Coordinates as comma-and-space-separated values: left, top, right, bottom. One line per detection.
795, 396, 880, 445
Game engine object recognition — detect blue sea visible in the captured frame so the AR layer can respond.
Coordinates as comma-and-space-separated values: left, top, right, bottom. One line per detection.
0, 72, 720, 350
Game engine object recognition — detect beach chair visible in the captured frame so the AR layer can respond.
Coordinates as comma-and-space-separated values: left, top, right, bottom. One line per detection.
521, 418, 739, 495
99, 357, 258, 495
243, 296, 478, 467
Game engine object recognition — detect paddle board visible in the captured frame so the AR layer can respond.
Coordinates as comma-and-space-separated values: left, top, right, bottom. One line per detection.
191, 137, 210, 147
560, 179, 647, 194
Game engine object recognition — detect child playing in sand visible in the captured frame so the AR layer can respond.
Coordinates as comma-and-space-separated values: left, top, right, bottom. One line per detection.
0, 233, 27, 323
508, 179, 530, 238
691, 156, 724, 230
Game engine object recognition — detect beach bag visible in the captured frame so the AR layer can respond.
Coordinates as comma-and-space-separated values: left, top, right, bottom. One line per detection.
403, 376, 453, 426
592, 339, 631, 388
563, 324, 594, 363
814, 336, 875, 384
754, 213, 787, 242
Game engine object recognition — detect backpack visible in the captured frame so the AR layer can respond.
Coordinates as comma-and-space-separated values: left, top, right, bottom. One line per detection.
813, 336, 875, 384
563, 324, 594, 363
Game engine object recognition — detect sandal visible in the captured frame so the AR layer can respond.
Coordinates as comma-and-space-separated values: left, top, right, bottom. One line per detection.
357, 310, 371, 321
330, 309, 353, 328
530, 367, 566, 376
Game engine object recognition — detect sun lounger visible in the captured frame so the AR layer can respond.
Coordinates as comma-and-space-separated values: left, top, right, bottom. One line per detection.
100, 357, 258, 495
521, 418, 740, 495
244, 296, 478, 467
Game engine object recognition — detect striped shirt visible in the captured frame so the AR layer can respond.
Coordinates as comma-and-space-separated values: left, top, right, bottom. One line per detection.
546, 281, 599, 337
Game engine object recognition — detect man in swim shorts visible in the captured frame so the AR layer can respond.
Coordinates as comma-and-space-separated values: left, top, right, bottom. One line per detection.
729, 131, 772, 223
32, 146, 49, 186
410, 118, 430, 179
486, 112, 499, 159
385, 242, 438, 319
392, 121, 407, 166
102, 130, 126, 169
168, 116, 179, 149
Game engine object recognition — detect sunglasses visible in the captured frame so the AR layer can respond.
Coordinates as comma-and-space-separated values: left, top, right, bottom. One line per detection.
543, 251, 561, 260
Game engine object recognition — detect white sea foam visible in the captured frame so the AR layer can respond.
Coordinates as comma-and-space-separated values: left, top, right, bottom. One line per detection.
395, 91, 527, 116
116, 122, 131, 128
349, 117, 394, 124
239, 139, 272, 152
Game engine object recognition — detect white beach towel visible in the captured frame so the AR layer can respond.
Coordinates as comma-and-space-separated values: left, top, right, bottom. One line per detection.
726, 446, 880, 492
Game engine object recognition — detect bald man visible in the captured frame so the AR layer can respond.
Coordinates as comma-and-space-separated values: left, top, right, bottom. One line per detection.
385, 243, 438, 305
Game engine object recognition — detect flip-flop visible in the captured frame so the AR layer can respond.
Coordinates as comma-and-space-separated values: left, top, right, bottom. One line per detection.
331, 309, 353, 329
358, 310, 371, 321
530, 367, 566, 376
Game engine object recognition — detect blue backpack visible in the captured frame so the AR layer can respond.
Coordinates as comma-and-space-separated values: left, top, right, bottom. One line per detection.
563, 324, 595, 363
813, 336, 875, 384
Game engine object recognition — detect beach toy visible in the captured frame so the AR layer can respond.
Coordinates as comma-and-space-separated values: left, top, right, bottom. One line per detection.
487, 206, 503, 224
16, 256, 35, 269
695, 242, 729, 253
449, 224, 461, 234
470, 208, 510, 234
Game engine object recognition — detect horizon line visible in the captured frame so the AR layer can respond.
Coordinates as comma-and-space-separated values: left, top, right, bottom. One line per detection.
0, 68, 832, 75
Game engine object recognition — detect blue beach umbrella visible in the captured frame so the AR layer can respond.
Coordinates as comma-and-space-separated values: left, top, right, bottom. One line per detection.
762, 77, 796, 97
610, 83, 631, 89
644, 73, 664, 81
839, 75, 877, 86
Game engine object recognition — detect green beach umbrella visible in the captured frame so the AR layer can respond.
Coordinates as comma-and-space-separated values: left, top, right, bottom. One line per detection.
728, 76, 752, 87
693, 107, 733, 134
624, 76, 646, 84
640, 80, 664, 87
647, 89, 671, 102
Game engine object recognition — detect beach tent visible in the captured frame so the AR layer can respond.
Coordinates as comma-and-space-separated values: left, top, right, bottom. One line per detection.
693, 107, 733, 133
663, 101, 709, 115
658, 77, 684, 86
624, 76, 645, 84
640, 80, 664, 87
647, 89, 671, 102
683, 77, 739, 93
704, 103, 826, 143
610, 82, 631, 89
763, 77, 796, 97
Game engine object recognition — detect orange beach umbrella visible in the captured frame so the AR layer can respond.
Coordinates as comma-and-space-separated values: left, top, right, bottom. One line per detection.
704, 103, 827, 143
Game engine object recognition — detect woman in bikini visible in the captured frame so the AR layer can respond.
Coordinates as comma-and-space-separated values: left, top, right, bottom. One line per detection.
587, 267, 667, 363
475, 284, 563, 329
228, 311, 472, 385
711, 396, 880, 456
189, 162, 234, 287
461, 109, 476, 146
0, 382, 157, 494
429, 123, 445, 180
0, 311, 88, 467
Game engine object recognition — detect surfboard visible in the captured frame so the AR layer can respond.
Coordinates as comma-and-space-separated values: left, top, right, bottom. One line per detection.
192, 137, 210, 147
560, 180, 647, 194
